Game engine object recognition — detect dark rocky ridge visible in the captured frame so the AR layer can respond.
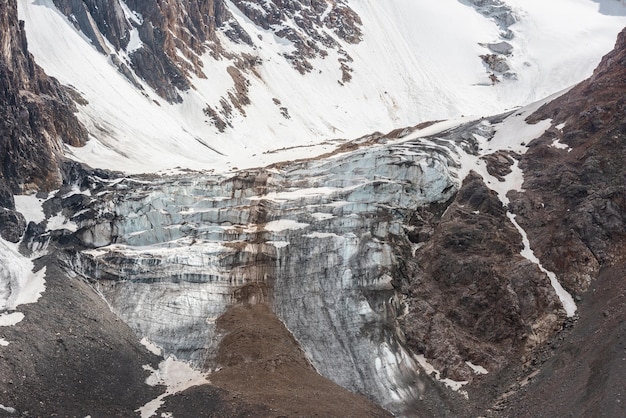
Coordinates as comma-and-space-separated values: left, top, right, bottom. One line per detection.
0, 0, 87, 193
513, 26, 626, 296
454, 26, 626, 417
399, 172, 563, 382
0, 0, 87, 241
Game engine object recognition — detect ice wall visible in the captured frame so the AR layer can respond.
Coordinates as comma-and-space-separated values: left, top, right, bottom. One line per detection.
67, 127, 470, 409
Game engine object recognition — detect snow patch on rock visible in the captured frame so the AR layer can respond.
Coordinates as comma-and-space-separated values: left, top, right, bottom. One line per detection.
137, 356, 210, 418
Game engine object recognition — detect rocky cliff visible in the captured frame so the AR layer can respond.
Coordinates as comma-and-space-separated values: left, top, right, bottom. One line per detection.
481, 28, 626, 416
514, 26, 626, 293
0, 0, 86, 242
52, 0, 239, 103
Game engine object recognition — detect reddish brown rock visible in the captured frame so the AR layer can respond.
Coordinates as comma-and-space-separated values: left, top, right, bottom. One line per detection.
399, 172, 562, 382
513, 27, 626, 295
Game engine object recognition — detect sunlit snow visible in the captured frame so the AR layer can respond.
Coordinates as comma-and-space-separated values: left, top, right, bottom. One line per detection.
0, 238, 47, 346
16, 0, 626, 174
14, 194, 45, 224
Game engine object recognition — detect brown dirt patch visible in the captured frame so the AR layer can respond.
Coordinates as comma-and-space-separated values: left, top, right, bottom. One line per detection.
208, 303, 392, 417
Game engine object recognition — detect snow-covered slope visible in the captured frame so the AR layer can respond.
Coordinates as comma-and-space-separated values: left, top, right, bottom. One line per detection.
17, 0, 626, 174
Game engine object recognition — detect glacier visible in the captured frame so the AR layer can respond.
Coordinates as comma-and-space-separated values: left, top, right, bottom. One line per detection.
61, 120, 469, 411
8, 0, 626, 415
47, 109, 574, 412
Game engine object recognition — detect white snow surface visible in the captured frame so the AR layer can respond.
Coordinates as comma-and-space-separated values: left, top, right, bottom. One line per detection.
508, 213, 578, 316
414, 354, 469, 392
137, 356, 210, 418
0, 238, 46, 312
0, 238, 47, 347
14, 194, 45, 224
0, 312, 25, 327
140, 337, 163, 356
0, 405, 17, 414
17, 0, 626, 174
466, 361, 489, 375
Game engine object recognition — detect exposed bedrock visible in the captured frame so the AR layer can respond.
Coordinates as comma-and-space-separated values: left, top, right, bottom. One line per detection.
399, 172, 563, 382
50, 0, 362, 103
0, 0, 87, 201
513, 27, 626, 296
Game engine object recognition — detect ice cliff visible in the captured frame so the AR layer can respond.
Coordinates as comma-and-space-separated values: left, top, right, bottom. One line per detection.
63, 122, 461, 411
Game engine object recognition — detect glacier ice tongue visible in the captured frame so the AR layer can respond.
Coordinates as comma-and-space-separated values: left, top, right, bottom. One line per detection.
67, 129, 476, 410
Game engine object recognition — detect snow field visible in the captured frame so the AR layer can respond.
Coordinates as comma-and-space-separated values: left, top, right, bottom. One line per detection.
17, 0, 626, 175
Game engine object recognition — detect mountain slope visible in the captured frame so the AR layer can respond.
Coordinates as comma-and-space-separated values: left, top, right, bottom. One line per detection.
489, 26, 626, 416
17, 0, 626, 173
0, 0, 87, 244
2, 1, 626, 417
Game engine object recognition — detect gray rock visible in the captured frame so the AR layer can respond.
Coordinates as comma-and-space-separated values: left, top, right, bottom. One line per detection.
0, 208, 26, 243
488, 41, 514, 55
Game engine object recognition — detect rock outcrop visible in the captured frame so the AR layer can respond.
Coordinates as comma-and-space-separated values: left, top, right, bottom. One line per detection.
400, 172, 562, 382
50, 0, 361, 106
456, 26, 626, 417
53, 0, 240, 102
512, 27, 626, 295
463, 0, 518, 82
0, 0, 87, 244
230, 0, 361, 75
0, 0, 87, 194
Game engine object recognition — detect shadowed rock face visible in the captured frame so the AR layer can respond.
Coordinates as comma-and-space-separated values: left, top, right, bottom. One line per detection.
399, 172, 562, 382
52, 0, 130, 53
0, 0, 86, 196
0, 0, 87, 244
